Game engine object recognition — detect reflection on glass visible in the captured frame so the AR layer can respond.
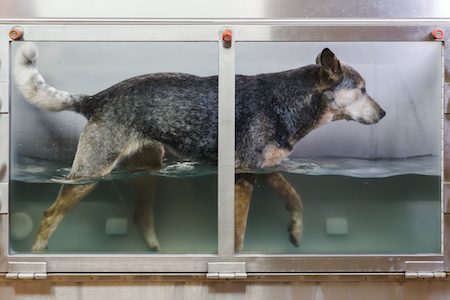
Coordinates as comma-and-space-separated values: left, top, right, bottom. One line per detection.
235, 42, 442, 254
10, 42, 218, 254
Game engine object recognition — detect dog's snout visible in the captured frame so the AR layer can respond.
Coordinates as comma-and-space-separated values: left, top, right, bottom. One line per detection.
379, 109, 386, 120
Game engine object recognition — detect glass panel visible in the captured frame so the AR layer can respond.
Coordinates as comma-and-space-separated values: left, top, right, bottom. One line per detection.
235, 42, 441, 254
10, 42, 218, 253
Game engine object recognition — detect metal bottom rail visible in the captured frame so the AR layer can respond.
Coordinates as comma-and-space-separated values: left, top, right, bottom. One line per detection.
1, 272, 449, 282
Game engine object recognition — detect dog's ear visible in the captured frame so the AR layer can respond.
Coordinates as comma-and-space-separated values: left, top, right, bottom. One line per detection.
315, 53, 322, 65
318, 48, 343, 83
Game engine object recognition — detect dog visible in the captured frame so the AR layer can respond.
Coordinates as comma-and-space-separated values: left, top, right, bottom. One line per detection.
14, 43, 385, 253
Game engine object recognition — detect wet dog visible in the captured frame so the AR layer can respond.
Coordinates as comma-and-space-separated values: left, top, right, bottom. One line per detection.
14, 43, 385, 252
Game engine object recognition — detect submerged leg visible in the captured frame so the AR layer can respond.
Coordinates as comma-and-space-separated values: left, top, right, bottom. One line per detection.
31, 122, 145, 252
123, 143, 164, 251
131, 176, 160, 251
126, 145, 165, 251
259, 172, 303, 246
31, 183, 97, 252
235, 174, 256, 252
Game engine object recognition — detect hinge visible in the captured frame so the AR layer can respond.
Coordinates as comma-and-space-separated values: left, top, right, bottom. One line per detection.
404, 261, 446, 279
405, 271, 447, 279
6, 262, 48, 279
206, 262, 247, 279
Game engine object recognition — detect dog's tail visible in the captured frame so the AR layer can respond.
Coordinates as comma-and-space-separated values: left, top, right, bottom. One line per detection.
14, 43, 87, 112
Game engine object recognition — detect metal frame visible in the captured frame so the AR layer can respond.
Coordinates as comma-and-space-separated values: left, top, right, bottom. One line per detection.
0, 19, 449, 275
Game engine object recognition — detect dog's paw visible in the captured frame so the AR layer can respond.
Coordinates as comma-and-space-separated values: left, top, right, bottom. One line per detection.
148, 245, 161, 252
288, 217, 303, 247
142, 228, 161, 252
145, 238, 161, 252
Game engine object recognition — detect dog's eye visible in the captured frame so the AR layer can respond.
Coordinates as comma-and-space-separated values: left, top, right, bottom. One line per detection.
360, 87, 366, 94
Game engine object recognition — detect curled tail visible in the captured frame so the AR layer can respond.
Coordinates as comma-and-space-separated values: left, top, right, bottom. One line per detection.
14, 43, 87, 112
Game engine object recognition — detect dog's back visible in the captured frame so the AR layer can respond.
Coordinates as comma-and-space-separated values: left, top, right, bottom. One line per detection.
81, 73, 220, 163
14, 44, 385, 170
14, 44, 220, 163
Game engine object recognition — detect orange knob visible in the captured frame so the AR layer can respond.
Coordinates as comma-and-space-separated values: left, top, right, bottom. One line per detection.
9, 28, 23, 40
222, 29, 232, 42
431, 28, 444, 39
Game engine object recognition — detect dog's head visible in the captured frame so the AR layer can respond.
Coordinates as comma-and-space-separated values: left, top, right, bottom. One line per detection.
316, 48, 386, 125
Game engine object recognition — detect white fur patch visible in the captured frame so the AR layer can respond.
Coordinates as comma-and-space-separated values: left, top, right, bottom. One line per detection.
14, 43, 79, 112
331, 89, 383, 124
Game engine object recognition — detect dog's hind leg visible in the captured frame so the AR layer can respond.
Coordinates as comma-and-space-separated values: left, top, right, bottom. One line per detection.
131, 176, 160, 251
235, 173, 256, 252
31, 183, 98, 253
259, 173, 303, 247
31, 122, 145, 252
124, 145, 165, 251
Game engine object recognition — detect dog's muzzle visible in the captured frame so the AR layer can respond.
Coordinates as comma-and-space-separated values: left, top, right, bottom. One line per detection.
353, 108, 386, 125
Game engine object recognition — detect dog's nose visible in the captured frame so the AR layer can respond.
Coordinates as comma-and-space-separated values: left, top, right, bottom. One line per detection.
379, 109, 386, 119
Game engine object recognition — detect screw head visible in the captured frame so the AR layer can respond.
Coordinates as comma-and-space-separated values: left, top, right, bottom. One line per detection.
432, 28, 444, 40
9, 28, 23, 40
222, 29, 232, 42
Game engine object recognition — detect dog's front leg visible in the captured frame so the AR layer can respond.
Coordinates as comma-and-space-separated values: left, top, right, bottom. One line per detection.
235, 174, 256, 252
31, 183, 97, 253
259, 173, 303, 247
131, 176, 161, 251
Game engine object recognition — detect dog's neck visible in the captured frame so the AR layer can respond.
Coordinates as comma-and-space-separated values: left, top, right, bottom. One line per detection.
290, 91, 330, 146
264, 67, 330, 148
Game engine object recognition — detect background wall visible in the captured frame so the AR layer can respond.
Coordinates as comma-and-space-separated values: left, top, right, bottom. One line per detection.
0, 0, 449, 18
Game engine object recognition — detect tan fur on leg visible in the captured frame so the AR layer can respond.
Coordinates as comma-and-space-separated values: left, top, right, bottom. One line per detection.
131, 176, 161, 251
260, 173, 303, 246
235, 175, 256, 252
125, 144, 164, 251
31, 183, 97, 253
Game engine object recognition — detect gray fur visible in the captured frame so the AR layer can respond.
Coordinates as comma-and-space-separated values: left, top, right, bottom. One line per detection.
14, 43, 385, 176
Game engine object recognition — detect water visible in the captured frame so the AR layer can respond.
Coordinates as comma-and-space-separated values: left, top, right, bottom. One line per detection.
245, 173, 441, 254
10, 176, 219, 254
12, 155, 219, 184
10, 155, 441, 254
12, 154, 440, 183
